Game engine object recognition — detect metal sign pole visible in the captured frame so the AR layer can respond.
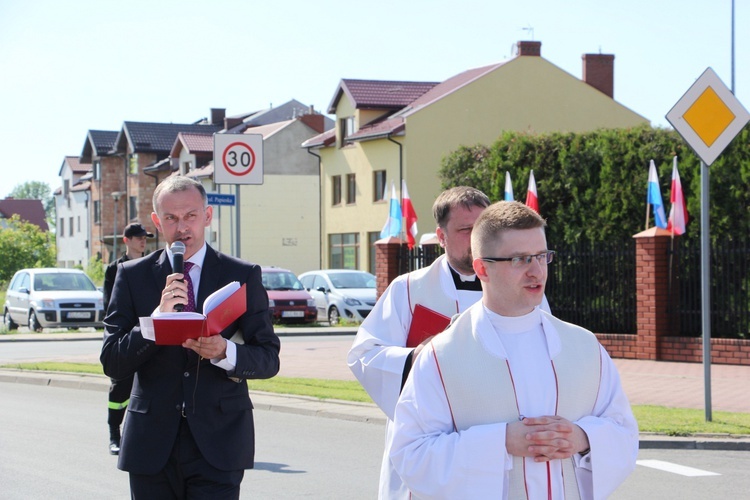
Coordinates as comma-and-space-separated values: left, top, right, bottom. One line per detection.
700, 160, 712, 421
235, 184, 241, 258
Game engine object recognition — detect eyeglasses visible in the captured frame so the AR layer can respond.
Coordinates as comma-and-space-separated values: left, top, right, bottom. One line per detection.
481, 250, 555, 268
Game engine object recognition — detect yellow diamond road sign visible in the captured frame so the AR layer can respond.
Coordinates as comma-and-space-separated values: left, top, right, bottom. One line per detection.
666, 67, 750, 166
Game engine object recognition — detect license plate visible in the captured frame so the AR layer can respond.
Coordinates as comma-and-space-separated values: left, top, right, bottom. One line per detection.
67, 311, 92, 319
282, 311, 304, 318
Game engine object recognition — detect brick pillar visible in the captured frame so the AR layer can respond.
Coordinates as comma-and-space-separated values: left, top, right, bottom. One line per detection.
375, 237, 405, 299
633, 227, 680, 360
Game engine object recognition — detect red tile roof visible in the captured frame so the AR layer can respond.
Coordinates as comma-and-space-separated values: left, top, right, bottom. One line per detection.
328, 79, 439, 114
0, 198, 49, 231
400, 62, 507, 116
301, 128, 336, 149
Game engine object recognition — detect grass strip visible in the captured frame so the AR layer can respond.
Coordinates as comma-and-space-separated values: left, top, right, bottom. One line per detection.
4, 362, 750, 435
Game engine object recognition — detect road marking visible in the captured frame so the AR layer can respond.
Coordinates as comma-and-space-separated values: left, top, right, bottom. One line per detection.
637, 459, 721, 477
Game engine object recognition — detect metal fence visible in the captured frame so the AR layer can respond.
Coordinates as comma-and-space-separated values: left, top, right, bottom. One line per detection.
545, 240, 637, 334
397, 244, 444, 275
674, 237, 750, 339
394, 237, 749, 339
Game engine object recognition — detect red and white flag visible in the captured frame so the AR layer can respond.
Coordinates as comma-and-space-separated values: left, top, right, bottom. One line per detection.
666, 156, 688, 235
402, 180, 419, 249
525, 170, 539, 213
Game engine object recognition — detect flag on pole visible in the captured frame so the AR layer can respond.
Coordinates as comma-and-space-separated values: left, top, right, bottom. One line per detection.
666, 156, 688, 235
525, 170, 539, 213
401, 180, 418, 249
504, 171, 514, 201
380, 181, 402, 238
647, 160, 668, 229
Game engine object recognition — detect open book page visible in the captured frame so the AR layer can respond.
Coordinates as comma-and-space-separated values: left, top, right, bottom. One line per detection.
203, 281, 241, 314
137, 281, 242, 344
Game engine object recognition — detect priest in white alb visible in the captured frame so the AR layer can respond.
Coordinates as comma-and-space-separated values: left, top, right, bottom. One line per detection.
389, 201, 638, 500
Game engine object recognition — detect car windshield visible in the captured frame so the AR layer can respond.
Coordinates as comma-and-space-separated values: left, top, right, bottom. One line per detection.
262, 271, 305, 291
34, 273, 97, 292
327, 272, 376, 289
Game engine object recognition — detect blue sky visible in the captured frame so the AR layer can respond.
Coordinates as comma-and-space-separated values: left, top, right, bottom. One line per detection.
1, 0, 746, 198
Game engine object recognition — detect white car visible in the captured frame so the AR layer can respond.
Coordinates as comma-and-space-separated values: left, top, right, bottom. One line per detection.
298, 270, 377, 325
3, 268, 105, 331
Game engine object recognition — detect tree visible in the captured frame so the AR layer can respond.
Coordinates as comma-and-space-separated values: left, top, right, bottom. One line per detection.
8, 181, 55, 230
0, 215, 56, 283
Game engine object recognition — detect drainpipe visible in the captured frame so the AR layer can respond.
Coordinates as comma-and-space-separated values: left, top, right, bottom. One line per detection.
387, 134, 403, 197
306, 147, 323, 269
144, 168, 160, 249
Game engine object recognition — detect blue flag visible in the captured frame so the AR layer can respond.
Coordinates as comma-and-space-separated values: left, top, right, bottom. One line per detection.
647, 160, 667, 229
380, 181, 402, 238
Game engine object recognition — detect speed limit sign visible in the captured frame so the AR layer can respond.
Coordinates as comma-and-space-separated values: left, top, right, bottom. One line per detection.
213, 133, 264, 185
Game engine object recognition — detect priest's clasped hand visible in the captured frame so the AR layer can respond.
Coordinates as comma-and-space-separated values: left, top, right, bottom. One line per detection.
506, 415, 590, 462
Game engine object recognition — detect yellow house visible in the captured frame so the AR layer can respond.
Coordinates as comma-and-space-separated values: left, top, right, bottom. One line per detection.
303, 41, 649, 274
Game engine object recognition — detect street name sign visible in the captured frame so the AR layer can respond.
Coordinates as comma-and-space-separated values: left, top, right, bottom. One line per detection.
206, 193, 236, 206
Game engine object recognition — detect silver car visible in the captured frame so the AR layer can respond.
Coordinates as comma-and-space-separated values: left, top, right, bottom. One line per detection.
298, 269, 377, 325
3, 268, 105, 331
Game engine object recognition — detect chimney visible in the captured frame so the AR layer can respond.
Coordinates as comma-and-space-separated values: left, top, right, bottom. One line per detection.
517, 40, 541, 57
224, 116, 243, 130
582, 54, 615, 98
300, 113, 325, 134
210, 108, 226, 125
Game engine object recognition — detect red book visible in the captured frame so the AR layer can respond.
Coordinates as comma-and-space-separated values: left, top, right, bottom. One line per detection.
406, 303, 452, 348
148, 282, 247, 345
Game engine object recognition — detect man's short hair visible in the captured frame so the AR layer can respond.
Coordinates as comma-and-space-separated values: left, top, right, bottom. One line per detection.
432, 186, 490, 227
152, 176, 207, 213
471, 201, 546, 257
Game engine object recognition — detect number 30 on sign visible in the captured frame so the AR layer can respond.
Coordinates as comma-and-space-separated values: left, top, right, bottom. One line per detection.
213, 133, 264, 185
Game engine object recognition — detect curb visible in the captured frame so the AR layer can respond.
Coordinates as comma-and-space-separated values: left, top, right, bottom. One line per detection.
1, 368, 748, 451
0, 327, 357, 343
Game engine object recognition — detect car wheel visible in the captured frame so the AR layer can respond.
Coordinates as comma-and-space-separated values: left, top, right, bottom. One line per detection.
28, 311, 42, 332
328, 306, 340, 325
3, 309, 18, 331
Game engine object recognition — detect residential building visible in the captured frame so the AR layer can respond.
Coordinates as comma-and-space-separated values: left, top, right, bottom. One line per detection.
182, 109, 332, 275
58, 102, 332, 273
303, 41, 649, 273
0, 198, 49, 230
54, 156, 92, 268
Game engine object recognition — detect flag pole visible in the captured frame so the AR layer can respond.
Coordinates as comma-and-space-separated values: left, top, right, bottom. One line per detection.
645, 203, 650, 231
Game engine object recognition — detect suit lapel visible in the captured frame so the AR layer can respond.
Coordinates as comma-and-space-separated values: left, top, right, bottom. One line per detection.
151, 250, 172, 291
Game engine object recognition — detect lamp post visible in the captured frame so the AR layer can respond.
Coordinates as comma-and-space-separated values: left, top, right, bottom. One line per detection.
111, 191, 125, 261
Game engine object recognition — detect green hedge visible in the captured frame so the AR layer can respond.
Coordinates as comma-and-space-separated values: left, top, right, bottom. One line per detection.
439, 124, 750, 246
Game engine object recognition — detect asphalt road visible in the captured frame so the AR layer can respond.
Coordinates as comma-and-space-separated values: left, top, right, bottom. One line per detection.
3, 381, 750, 499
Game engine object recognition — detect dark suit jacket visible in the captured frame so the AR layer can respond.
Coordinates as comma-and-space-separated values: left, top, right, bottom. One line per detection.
103, 253, 130, 311
100, 245, 280, 474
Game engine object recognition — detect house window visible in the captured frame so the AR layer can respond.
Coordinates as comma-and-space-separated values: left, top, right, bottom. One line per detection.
129, 196, 138, 220
346, 174, 356, 204
59, 218, 64, 237
77, 216, 81, 232
368, 231, 380, 275
94, 200, 101, 223
332, 175, 342, 206
329, 233, 359, 269
373, 171, 386, 202
129, 154, 138, 175
183, 161, 192, 174
339, 116, 355, 147
69, 217, 74, 237
93, 160, 101, 181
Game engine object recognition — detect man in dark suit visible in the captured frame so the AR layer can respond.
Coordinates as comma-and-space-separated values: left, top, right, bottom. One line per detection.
102, 221, 154, 455
101, 176, 280, 499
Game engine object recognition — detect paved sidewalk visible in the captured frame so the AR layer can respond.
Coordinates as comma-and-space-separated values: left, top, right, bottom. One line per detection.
2, 328, 749, 450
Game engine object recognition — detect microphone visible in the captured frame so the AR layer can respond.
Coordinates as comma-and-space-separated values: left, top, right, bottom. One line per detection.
171, 241, 186, 312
